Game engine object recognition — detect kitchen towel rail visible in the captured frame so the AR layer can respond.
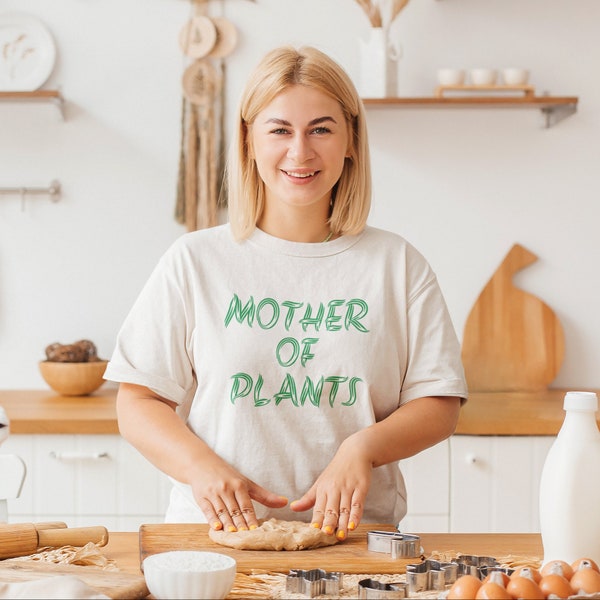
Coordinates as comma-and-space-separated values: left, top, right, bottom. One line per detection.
0, 180, 62, 205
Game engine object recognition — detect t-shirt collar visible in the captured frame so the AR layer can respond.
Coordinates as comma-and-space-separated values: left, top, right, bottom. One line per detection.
247, 227, 365, 257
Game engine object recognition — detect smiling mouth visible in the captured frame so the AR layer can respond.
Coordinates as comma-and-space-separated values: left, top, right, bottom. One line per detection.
283, 170, 319, 179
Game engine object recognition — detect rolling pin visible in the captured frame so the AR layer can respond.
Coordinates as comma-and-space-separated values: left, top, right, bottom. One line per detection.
26, 521, 67, 530
0, 523, 109, 559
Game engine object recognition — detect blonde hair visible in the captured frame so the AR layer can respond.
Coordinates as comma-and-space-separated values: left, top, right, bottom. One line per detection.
226, 45, 372, 240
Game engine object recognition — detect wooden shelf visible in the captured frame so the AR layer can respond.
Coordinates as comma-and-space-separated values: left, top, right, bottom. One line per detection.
362, 95, 579, 128
0, 90, 65, 120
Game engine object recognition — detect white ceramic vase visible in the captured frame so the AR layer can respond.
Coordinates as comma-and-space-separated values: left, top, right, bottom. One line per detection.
358, 27, 401, 98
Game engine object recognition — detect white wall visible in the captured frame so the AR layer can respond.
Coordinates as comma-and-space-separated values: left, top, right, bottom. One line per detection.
1, 0, 599, 389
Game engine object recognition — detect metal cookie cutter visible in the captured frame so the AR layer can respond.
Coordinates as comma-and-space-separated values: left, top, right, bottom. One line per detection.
367, 531, 422, 559
286, 568, 343, 598
358, 578, 408, 599
406, 558, 459, 593
455, 555, 500, 579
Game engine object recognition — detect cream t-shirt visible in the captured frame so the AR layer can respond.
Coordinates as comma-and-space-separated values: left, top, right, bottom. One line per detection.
105, 224, 467, 525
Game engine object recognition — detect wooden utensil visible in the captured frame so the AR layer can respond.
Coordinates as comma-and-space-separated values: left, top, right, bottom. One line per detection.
461, 243, 565, 392
0, 523, 109, 559
139, 523, 417, 575
29, 521, 68, 530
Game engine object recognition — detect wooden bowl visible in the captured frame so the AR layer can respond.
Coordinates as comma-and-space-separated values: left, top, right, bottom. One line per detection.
39, 360, 108, 396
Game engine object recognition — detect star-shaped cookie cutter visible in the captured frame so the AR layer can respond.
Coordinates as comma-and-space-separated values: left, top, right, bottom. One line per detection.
285, 568, 343, 597
405, 558, 459, 593
455, 554, 501, 578
358, 577, 408, 599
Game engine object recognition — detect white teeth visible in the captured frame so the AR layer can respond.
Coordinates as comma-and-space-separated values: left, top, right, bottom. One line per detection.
285, 171, 315, 178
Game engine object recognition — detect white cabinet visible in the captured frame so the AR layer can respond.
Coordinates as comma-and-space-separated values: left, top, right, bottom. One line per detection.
0, 434, 170, 530
449, 435, 554, 533
399, 440, 451, 533
398, 435, 555, 534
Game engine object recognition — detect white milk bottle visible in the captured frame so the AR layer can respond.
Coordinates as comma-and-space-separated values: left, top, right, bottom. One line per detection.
538, 391, 600, 565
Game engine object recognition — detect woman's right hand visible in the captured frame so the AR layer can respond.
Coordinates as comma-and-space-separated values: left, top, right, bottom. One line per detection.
116, 383, 287, 531
188, 453, 289, 532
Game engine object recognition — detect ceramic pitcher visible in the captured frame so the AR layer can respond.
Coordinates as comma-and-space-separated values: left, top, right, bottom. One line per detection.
358, 27, 401, 98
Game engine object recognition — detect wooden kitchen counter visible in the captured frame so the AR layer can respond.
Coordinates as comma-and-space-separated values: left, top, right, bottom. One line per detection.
0, 530, 548, 600
0, 388, 119, 434
2, 387, 599, 436
456, 388, 600, 436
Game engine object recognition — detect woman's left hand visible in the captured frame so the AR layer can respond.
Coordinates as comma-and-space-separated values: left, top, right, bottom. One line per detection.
289, 396, 461, 540
289, 435, 372, 541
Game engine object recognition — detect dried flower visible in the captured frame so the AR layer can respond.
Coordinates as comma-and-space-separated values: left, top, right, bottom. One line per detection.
354, 0, 410, 28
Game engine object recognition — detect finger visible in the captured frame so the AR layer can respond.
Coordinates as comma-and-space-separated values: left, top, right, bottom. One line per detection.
290, 489, 316, 513
226, 503, 249, 531
232, 491, 259, 531
335, 494, 353, 541
196, 497, 226, 531
348, 491, 364, 532
248, 482, 289, 510
321, 491, 341, 536
215, 501, 238, 532
309, 490, 327, 530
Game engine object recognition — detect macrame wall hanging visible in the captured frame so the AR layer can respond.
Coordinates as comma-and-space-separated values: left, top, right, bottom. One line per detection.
174, 0, 249, 231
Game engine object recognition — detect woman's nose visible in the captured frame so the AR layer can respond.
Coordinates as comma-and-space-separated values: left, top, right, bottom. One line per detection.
287, 134, 314, 162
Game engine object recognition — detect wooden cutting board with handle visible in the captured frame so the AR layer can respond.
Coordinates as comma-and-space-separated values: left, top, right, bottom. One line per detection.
139, 523, 420, 575
461, 243, 565, 392
0, 561, 148, 599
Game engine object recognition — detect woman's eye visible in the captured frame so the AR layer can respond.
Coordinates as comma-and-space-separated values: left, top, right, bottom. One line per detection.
270, 128, 290, 135
311, 126, 331, 135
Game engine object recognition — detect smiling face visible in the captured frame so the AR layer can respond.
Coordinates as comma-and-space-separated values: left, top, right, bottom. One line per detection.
249, 85, 351, 224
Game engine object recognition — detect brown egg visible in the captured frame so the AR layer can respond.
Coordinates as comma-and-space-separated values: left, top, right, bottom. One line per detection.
571, 557, 600, 573
448, 574, 482, 599
570, 566, 600, 595
540, 560, 574, 580
506, 576, 544, 599
482, 571, 510, 587
475, 581, 512, 599
510, 567, 541, 583
539, 574, 574, 599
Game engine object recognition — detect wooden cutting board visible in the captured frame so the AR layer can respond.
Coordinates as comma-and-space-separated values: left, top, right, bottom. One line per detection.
0, 561, 148, 599
139, 523, 418, 575
462, 243, 565, 392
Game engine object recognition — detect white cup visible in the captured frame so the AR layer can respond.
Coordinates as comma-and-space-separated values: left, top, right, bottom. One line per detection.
437, 68, 465, 86
470, 68, 497, 86
501, 68, 529, 86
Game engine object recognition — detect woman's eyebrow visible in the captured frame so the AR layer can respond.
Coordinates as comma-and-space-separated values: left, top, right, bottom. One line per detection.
264, 116, 338, 126
309, 116, 338, 126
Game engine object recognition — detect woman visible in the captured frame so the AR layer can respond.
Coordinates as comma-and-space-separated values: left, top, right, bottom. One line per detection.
105, 45, 467, 541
